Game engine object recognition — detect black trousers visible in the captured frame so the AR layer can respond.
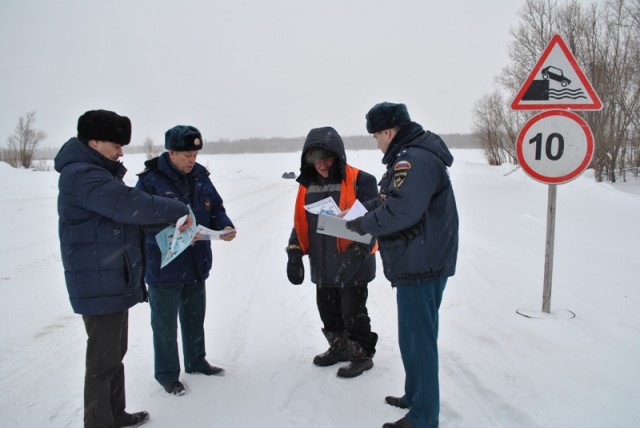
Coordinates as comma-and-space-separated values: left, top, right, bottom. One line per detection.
316, 285, 375, 355
82, 310, 129, 428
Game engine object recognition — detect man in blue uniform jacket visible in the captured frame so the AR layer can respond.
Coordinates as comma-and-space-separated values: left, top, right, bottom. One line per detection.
55, 109, 191, 428
136, 125, 236, 397
346, 102, 459, 428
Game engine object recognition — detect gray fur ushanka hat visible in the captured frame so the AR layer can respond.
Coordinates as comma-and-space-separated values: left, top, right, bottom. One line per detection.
165, 125, 203, 151
365, 102, 411, 133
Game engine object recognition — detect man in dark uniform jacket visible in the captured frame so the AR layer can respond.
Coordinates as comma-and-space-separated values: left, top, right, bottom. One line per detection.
347, 103, 459, 428
136, 125, 236, 396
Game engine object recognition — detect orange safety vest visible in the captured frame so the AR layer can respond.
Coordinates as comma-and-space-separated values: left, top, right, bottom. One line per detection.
294, 164, 376, 254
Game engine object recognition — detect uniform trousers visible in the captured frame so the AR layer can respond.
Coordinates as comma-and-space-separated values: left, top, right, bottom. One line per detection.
148, 282, 208, 386
396, 277, 447, 428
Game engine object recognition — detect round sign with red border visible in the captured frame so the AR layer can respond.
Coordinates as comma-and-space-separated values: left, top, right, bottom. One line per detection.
516, 110, 594, 184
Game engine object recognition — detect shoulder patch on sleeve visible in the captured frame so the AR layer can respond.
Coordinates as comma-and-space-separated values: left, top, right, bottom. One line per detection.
393, 172, 408, 188
394, 160, 412, 171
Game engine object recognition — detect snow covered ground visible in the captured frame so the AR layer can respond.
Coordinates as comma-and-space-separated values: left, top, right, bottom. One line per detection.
0, 148, 638, 428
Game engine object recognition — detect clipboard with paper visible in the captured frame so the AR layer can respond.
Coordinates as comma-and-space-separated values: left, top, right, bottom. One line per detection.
312, 198, 373, 244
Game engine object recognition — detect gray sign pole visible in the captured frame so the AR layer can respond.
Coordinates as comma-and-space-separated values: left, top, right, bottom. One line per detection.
542, 184, 557, 313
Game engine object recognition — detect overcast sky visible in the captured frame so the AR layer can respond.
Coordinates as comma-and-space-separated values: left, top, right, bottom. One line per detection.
0, 0, 595, 148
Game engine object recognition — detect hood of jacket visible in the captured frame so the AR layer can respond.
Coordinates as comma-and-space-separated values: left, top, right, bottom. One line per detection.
382, 122, 454, 168
297, 126, 347, 186
54, 137, 126, 179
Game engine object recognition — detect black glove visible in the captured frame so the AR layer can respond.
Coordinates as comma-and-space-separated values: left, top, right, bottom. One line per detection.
286, 248, 305, 285
335, 244, 368, 285
345, 216, 367, 236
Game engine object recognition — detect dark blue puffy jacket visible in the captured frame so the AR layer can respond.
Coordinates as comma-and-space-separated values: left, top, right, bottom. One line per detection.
54, 138, 188, 315
361, 122, 459, 285
136, 153, 234, 286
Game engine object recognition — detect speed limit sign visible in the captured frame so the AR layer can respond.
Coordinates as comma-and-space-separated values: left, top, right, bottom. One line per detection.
516, 110, 594, 184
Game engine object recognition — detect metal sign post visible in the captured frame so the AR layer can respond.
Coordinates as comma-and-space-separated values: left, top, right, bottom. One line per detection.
542, 184, 557, 313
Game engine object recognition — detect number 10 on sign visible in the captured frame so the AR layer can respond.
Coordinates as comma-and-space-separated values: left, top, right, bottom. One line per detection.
516, 110, 594, 185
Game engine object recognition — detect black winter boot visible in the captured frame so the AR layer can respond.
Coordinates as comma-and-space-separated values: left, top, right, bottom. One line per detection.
385, 396, 408, 409
337, 338, 374, 378
115, 411, 150, 428
382, 417, 416, 428
337, 358, 373, 378
313, 329, 349, 367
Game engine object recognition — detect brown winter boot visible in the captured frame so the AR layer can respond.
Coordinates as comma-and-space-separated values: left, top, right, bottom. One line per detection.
313, 329, 349, 367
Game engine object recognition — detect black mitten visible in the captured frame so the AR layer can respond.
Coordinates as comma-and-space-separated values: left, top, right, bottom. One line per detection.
286, 249, 305, 285
346, 217, 367, 236
335, 244, 368, 285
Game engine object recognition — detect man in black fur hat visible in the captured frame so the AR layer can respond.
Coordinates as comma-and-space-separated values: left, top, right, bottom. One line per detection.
55, 109, 192, 428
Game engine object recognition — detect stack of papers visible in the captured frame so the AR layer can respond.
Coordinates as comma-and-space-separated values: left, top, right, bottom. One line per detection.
305, 197, 373, 244
155, 207, 236, 268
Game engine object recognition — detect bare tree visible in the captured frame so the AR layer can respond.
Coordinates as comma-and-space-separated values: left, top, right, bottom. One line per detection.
473, 92, 520, 165
473, 0, 562, 167
500, 0, 561, 94
6, 111, 47, 169
0, 146, 19, 167
622, 0, 640, 177
143, 136, 161, 160
473, 0, 640, 181
580, 0, 640, 181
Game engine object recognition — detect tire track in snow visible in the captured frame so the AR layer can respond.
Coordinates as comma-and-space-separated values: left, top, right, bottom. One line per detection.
206, 179, 299, 367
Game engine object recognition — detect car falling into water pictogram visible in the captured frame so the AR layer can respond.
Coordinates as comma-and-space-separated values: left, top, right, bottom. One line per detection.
541, 66, 571, 87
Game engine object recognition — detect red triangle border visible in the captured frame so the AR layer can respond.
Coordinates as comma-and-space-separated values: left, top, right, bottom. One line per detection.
511, 34, 602, 111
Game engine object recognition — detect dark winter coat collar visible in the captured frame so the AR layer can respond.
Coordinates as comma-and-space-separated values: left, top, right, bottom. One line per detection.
139, 152, 209, 182
382, 122, 453, 168
382, 122, 426, 165
54, 137, 126, 179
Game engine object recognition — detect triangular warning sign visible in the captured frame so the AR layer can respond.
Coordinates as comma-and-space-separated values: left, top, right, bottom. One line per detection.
511, 34, 602, 111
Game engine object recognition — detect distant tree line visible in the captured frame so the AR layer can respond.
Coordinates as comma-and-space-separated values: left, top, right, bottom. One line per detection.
31, 133, 481, 160
3, 115, 480, 167
473, 0, 640, 182
180, 133, 480, 155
